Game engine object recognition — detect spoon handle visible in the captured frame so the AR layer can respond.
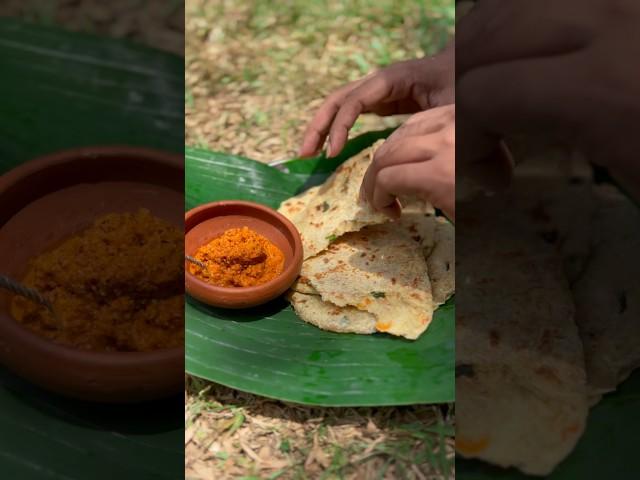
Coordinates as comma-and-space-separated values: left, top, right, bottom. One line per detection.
0, 275, 55, 314
185, 255, 206, 269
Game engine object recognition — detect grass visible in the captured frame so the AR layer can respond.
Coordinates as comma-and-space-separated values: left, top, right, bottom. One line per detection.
186, 379, 455, 480
185, 1, 457, 478
185, 0, 454, 161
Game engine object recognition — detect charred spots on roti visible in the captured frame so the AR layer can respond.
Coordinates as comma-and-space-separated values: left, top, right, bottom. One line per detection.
371, 291, 385, 299
315, 201, 330, 212
538, 328, 563, 353
456, 364, 475, 378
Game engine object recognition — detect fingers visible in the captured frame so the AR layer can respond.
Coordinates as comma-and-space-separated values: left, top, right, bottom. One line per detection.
362, 134, 438, 207
299, 79, 365, 157
456, 54, 579, 137
325, 74, 400, 157
362, 107, 454, 206
457, 0, 592, 75
300, 59, 426, 158
373, 160, 455, 220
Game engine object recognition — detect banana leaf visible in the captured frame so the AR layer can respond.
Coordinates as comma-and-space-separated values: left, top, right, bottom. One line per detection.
185, 131, 456, 406
0, 18, 183, 167
0, 19, 183, 480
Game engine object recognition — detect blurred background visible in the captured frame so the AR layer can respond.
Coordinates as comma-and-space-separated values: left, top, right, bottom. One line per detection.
185, 1, 455, 479
1, 0, 184, 54
185, 0, 453, 162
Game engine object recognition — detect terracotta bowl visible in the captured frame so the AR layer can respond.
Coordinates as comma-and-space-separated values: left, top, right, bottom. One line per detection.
185, 201, 303, 309
0, 146, 184, 403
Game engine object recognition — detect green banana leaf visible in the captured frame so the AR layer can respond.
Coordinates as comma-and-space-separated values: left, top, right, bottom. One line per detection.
185, 131, 456, 406
0, 20, 183, 480
0, 18, 183, 166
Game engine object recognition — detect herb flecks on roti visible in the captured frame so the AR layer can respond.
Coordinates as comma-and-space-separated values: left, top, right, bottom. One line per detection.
300, 224, 433, 340
277, 143, 389, 260
280, 141, 454, 341
288, 291, 376, 335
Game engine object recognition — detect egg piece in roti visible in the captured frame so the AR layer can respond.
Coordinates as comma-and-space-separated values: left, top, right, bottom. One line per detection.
456, 201, 588, 476
573, 185, 640, 403
277, 143, 389, 260
288, 291, 377, 334
300, 223, 433, 340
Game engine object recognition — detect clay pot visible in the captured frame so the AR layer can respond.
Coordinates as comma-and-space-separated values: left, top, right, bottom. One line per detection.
0, 146, 184, 403
185, 201, 303, 309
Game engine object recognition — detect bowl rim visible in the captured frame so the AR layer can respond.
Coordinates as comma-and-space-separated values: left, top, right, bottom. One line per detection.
0, 145, 182, 192
0, 145, 184, 362
184, 200, 303, 296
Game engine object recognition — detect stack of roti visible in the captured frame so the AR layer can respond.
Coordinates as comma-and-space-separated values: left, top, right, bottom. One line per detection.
456, 143, 640, 476
277, 142, 454, 340
456, 199, 588, 476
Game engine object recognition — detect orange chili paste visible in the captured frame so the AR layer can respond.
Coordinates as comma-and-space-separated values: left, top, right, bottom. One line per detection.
190, 227, 285, 287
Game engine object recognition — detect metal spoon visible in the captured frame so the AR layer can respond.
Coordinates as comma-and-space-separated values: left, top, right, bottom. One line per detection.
0, 274, 55, 315
185, 255, 206, 269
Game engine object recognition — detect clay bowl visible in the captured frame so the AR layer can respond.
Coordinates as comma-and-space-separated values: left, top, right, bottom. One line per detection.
185, 201, 303, 309
0, 146, 184, 403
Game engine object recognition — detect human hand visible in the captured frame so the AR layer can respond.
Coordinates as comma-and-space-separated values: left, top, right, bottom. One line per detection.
456, 0, 640, 196
299, 44, 454, 158
360, 104, 455, 221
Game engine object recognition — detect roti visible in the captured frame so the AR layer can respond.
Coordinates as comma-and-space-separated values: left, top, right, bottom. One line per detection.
277, 185, 321, 220
300, 223, 433, 340
288, 291, 376, 334
277, 143, 389, 259
456, 200, 588, 476
398, 207, 438, 257
398, 211, 454, 306
573, 185, 640, 402
427, 217, 455, 305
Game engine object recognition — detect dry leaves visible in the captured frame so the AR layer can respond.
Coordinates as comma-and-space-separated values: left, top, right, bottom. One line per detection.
185, 379, 454, 480
3, 0, 184, 55
184, 0, 424, 162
